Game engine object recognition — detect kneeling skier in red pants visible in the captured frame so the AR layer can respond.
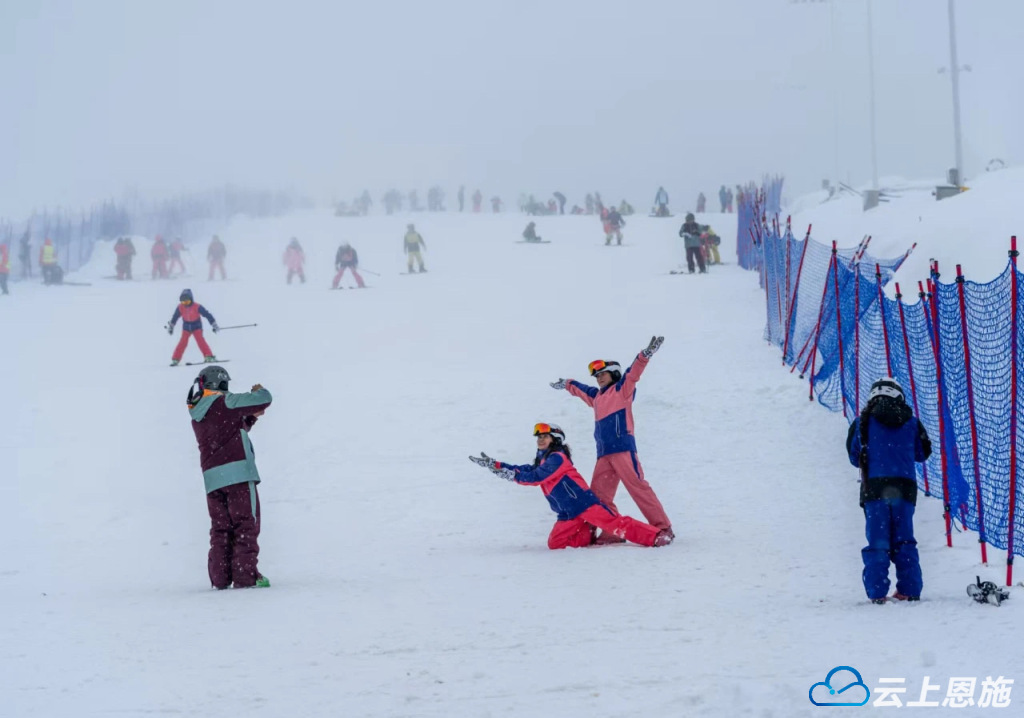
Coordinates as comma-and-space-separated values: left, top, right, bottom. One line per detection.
166, 288, 219, 366
469, 423, 672, 549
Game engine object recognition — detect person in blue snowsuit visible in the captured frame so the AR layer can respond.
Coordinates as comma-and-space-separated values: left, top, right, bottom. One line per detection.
846, 377, 932, 604
653, 186, 670, 216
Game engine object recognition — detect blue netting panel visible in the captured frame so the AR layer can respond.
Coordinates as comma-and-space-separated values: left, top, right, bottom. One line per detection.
1013, 269, 1024, 558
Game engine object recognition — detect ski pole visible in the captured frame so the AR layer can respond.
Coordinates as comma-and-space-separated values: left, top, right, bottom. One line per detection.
360, 268, 381, 277
217, 323, 258, 331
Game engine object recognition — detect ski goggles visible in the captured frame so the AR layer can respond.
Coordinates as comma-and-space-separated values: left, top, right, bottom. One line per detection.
588, 360, 621, 376
180, 299, 193, 305
533, 423, 565, 440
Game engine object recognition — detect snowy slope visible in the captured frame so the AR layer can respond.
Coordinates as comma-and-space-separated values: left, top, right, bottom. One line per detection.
788, 168, 1024, 292
2, 210, 1019, 717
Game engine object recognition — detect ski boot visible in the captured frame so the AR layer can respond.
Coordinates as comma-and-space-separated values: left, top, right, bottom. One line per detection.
870, 597, 888, 605
170, 359, 180, 367
891, 592, 920, 602
203, 355, 218, 363
653, 529, 674, 547
254, 575, 271, 588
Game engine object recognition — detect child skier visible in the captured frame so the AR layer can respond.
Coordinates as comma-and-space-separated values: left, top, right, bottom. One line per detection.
283, 238, 306, 284
469, 423, 672, 549
166, 288, 219, 366
403, 224, 427, 273
332, 241, 365, 288
207, 235, 227, 280
187, 365, 272, 589
846, 377, 932, 604
605, 207, 625, 245
551, 336, 673, 542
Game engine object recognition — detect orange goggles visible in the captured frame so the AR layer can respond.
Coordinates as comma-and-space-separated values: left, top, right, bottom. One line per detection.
533, 422, 564, 439
181, 299, 193, 305
588, 359, 621, 376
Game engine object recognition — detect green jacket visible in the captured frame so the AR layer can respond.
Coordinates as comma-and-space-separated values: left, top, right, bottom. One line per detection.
189, 388, 273, 494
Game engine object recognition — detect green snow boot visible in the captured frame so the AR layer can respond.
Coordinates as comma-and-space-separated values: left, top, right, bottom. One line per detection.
203, 355, 217, 363
170, 359, 180, 367
254, 575, 271, 588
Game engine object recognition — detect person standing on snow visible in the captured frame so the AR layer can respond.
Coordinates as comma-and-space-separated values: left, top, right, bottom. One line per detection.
718, 185, 728, 213
283, 237, 306, 284
39, 237, 60, 284
554, 191, 566, 215
679, 213, 706, 274
166, 288, 219, 366
168, 237, 187, 276
605, 206, 626, 245
469, 423, 673, 549
550, 337, 673, 543
151, 236, 170, 279
653, 186, 670, 217
114, 237, 136, 280
458, 185, 465, 212
491, 196, 503, 213
696, 192, 706, 213
18, 230, 31, 278
403, 223, 427, 273
207, 235, 227, 280
332, 241, 366, 288
472, 189, 483, 213
0, 242, 10, 295
846, 377, 932, 604
187, 365, 273, 589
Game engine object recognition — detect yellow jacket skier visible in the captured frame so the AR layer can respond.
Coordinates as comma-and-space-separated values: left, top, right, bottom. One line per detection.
403, 224, 427, 273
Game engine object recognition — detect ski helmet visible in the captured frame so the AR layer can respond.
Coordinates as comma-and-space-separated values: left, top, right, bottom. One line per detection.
686, 212, 695, 222
868, 376, 904, 402
588, 359, 622, 382
197, 365, 231, 392
180, 288, 193, 303
533, 422, 566, 444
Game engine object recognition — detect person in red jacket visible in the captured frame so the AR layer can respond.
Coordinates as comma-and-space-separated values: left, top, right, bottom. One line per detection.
151, 236, 169, 279
0, 243, 10, 295
166, 288, 219, 366
113, 237, 136, 280
168, 237, 187, 275
208, 235, 227, 280
470, 423, 672, 549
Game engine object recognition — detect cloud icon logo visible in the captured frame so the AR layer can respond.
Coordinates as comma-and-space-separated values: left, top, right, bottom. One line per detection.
809, 666, 871, 707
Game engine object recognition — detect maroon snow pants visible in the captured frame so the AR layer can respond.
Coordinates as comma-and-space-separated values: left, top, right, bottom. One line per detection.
206, 481, 261, 589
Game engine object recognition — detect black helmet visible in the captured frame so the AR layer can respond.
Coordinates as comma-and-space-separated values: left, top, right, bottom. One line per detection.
198, 365, 231, 392
180, 288, 193, 303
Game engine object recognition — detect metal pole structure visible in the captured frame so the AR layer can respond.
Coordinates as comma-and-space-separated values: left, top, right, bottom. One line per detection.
832, 242, 848, 419
923, 277, 953, 547
895, 282, 931, 496
866, 0, 879, 190
947, 0, 965, 184
829, 0, 841, 187
875, 264, 893, 375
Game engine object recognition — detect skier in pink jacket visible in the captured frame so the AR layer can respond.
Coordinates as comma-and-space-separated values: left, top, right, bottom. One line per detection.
551, 336, 673, 543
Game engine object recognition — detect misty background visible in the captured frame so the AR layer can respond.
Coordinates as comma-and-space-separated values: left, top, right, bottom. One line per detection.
2, 0, 1021, 218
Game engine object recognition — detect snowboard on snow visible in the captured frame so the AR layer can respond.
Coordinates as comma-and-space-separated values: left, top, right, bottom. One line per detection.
177, 359, 231, 367
516, 241, 551, 244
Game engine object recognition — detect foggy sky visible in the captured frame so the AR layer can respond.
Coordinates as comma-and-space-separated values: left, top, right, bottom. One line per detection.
2, 0, 1022, 217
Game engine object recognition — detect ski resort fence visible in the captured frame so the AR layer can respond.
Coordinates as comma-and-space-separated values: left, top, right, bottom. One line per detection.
741, 195, 1024, 585
0, 188, 310, 282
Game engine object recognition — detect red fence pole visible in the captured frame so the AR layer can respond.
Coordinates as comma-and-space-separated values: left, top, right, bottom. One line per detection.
832, 242, 848, 418
895, 282, 931, 496
782, 225, 812, 365
806, 250, 837, 398
1009, 236, 1019, 584
924, 276, 953, 547
875, 264, 894, 375
956, 264, 989, 565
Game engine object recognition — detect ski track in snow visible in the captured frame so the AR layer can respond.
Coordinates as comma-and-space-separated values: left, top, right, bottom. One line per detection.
2, 211, 1020, 717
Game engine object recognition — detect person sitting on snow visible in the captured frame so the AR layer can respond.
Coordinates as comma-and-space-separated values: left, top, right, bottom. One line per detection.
469, 423, 673, 549
522, 222, 542, 243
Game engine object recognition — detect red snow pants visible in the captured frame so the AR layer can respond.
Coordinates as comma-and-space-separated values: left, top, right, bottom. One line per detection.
547, 503, 660, 549
206, 481, 261, 588
172, 329, 214, 361
208, 259, 226, 280
332, 266, 365, 288
590, 451, 672, 531
152, 258, 168, 279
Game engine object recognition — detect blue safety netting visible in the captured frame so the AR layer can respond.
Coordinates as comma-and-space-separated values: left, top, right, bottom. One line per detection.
741, 209, 1024, 562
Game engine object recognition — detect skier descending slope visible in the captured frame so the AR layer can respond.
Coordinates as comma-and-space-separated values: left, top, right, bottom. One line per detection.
846, 377, 932, 604
469, 423, 672, 549
551, 336, 673, 543
403, 224, 427, 273
187, 366, 273, 589
166, 288, 219, 366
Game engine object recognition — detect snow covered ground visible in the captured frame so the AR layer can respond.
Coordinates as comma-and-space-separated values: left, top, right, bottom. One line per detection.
2, 208, 1020, 717
788, 168, 1024, 291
